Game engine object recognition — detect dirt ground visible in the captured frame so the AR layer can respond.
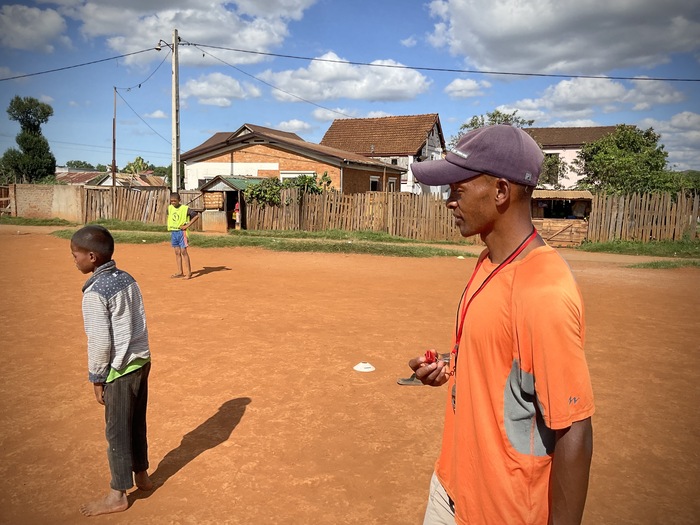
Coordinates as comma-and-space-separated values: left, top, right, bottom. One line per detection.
0, 225, 698, 525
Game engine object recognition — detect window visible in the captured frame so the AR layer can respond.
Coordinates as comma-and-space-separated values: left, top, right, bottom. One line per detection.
370, 176, 380, 191
388, 178, 397, 192
391, 158, 398, 165
280, 170, 316, 182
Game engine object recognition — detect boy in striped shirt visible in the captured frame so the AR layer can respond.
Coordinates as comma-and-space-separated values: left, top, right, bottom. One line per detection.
70, 225, 153, 516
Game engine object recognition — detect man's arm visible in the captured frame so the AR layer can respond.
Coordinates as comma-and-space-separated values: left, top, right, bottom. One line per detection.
549, 417, 593, 525
180, 210, 200, 230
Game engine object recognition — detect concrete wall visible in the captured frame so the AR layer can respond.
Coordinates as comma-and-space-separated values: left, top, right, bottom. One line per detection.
12, 184, 83, 222
201, 210, 228, 233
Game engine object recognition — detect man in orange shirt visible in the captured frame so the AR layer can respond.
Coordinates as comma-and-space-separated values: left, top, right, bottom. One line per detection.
408, 125, 594, 525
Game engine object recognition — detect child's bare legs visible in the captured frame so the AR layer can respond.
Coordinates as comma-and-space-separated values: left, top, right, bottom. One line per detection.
181, 247, 192, 279
172, 247, 184, 277
79, 471, 152, 517
135, 470, 153, 490
79, 488, 128, 517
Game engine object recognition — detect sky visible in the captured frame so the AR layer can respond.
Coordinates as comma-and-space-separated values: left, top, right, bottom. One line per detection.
0, 0, 699, 173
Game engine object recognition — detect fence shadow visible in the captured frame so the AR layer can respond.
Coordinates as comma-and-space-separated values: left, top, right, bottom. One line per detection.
190, 266, 232, 279
128, 396, 252, 503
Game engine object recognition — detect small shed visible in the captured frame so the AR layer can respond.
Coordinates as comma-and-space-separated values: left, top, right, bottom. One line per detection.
531, 189, 593, 247
199, 176, 264, 232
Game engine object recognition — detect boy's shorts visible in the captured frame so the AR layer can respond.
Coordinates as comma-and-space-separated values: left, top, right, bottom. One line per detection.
170, 230, 188, 248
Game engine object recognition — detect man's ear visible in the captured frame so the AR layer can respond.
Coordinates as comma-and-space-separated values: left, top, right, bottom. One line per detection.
494, 178, 511, 206
88, 251, 98, 263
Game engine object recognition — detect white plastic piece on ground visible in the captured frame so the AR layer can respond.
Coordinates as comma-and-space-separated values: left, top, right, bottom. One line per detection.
457, 256, 465, 259
353, 361, 375, 372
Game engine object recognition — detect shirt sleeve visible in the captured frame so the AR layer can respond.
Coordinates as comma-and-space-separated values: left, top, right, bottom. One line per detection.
82, 291, 113, 383
188, 208, 198, 219
516, 281, 595, 430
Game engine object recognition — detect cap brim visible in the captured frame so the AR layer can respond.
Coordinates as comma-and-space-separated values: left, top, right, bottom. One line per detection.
411, 158, 481, 186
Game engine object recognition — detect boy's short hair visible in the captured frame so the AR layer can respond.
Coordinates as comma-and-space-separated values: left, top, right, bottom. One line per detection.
170, 192, 181, 200
71, 225, 115, 260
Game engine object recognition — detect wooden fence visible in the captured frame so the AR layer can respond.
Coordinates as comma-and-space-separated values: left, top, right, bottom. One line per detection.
84, 187, 170, 224
0, 185, 9, 216
248, 190, 700, 245
588, 192, 699, 242
247, 190, 467, 242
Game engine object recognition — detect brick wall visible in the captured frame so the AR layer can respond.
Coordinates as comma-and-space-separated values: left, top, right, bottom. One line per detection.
14, 184, 54, 218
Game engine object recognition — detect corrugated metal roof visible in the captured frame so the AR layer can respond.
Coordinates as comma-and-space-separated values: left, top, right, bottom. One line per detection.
200, 176, 265, 192
533, 190, 593, 199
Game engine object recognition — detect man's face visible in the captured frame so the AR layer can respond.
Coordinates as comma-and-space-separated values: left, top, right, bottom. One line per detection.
70, 242, 96, 274
446, 175, 496, 238
170, 197, 181, 207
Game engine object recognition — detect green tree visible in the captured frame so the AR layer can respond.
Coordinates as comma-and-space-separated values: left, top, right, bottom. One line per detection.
574, 125, 669, 193
66, 160, 96, 170
450, 109, 535, 147
95, 163, 110, 172
124, 156, 153, 175
0, 96, 56, 182
7, 95, 53, 134
245, 173, 333, 207
539, 154, 568, 189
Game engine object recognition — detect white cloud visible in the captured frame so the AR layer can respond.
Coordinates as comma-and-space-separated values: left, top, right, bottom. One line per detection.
68, 100, 79, 107
638, 112, 700, 170
312, 108, 358, 121
426, 0, 700, 75
259, 52, 431, 102
276, 119, 311, 133
444, 78, 491, 98
145, 110, 168, 119
506, 77, 687, 125
401, 36, 417, 48
623, 78, 685, 111
181, 72, 261, 107
39, 95, 54, 103
0, 4, 70, 52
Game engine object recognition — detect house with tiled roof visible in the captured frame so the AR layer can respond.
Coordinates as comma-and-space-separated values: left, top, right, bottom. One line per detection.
523, 126, 616, 188
320, 114, 446, 194
181, 123, 404, 193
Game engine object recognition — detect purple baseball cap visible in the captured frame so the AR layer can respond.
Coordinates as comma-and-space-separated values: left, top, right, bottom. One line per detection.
411, 125, 544, 187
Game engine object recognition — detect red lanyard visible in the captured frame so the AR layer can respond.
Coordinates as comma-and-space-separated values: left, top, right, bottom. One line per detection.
452, 228, 538, 367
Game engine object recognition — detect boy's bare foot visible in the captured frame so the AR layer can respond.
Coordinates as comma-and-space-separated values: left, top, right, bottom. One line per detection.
135, 471, 153, 491
170, 273, 184, 278
79, 488, 128, 517
184, 274, 191, 280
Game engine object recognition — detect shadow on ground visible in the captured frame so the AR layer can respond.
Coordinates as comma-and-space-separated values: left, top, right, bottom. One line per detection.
128, 397, 251, 504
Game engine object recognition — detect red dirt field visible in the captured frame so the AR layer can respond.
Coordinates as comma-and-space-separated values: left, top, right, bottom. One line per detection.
0, 225, 698, 525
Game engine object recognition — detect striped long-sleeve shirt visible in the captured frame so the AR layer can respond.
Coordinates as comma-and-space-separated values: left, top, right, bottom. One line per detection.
81, 260, 150, 383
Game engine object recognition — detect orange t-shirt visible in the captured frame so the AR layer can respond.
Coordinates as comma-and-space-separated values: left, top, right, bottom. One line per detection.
435, 245, 595, 525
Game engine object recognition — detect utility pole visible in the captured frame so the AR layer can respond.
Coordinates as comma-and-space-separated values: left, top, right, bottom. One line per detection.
112, 86, 117, 217
171, 28, 180, 193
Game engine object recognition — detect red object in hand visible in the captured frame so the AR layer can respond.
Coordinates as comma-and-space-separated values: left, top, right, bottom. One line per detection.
424, 349, 437, 364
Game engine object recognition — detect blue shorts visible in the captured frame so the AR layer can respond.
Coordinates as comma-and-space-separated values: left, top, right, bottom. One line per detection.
170, 230, 188, 249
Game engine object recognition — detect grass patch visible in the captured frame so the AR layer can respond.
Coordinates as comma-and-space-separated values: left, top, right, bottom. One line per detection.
91, 219, 167, 233
578, 239, 700, 258
0, 216, 75, 226
52, 229, 472, 258
627, 259, 700, 269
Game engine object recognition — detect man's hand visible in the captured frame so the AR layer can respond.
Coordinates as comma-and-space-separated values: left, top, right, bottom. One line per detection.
408, 354, 451, 387
93, 383, 105, 405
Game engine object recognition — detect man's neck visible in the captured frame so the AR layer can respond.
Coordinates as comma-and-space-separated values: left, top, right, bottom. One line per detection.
482, 220, 541, 264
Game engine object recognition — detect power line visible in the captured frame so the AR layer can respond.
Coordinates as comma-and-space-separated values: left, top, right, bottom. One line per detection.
116, 50, 171, 91
188, 43, 700, 83
189, 43, 353, 118
114, 90, 171, 145
0, 48, 156, 82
